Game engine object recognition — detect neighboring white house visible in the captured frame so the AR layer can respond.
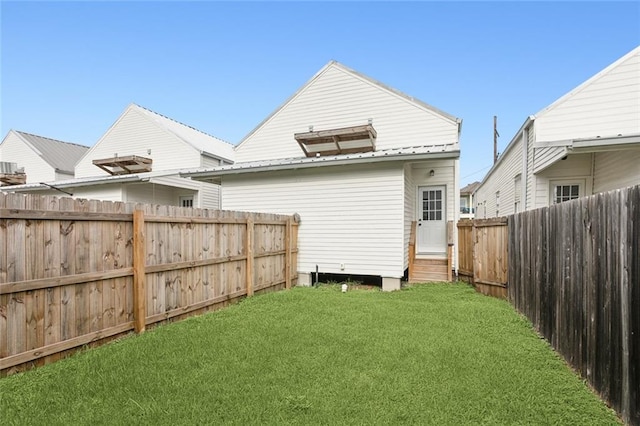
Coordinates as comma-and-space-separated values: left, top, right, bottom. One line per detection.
1, 104, 235, 209
183, 61, 462, 290
475, 46, 640, 218
0, 130, 89, 185
459, 181, 479, 219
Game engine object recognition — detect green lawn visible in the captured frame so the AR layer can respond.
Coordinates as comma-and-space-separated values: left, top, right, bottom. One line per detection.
0, 283, 618, 425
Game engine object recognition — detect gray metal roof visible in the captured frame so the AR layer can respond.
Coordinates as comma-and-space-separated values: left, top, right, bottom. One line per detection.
182, 143, 459, 179
133, 104, 235, 161
0, 168, 193, 192
15, 131, 89, 174
333, 61, 460, 124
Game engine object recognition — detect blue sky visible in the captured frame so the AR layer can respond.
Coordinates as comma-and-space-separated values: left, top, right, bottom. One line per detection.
1, 1, 638, 185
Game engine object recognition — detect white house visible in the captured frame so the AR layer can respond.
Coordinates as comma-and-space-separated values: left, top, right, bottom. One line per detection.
459, 181, 479, 219
1, 104, 235, 209
475, 46, 640, 218
0, 130, 89, 185
183, 61, 462, 290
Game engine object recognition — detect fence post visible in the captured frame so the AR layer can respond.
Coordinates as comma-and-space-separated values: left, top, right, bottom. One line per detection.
285, 217, 292, 289
447, 221, 454, 282
132, 209, 146, 334
471, 221, 478, 285
619, 189, 630, 424
246, 218, 254, 296
409, 221, 416, 281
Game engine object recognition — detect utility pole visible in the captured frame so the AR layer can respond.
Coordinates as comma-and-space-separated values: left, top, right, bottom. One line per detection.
493, 115, 499, 164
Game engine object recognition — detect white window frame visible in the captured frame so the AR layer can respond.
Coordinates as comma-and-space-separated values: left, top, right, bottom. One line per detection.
179, 195, 194, 208
549, 179, 584, 204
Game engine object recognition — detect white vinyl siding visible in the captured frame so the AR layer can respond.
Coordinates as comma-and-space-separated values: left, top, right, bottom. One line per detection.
124, 183, 181, 206
75, 107, 202, 178
0, 132, 57, 183
55, 171, 74, 181
201, 155, 226, 168
536, 49, 640, 142
221, 163, 405, 278
428, 49, 639, 219
403, 163, 415, 270
235, 65, 458, 162
514, 175, 522, 213
73, 184, 124, 202
533, 153, 592, 208
145, 174, 219, 208
197, 182, 221, 209
474, 136, 524, 218
593, 149, 640, 193
409, 161, 456, 223
533, 146, 568, 173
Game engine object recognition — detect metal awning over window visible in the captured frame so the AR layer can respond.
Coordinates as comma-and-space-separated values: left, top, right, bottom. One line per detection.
0, 172, 26, 186
294, 124, 377, 157
93, 155, 152, 175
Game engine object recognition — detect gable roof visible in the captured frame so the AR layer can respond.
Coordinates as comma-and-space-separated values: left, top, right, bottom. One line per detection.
235, 61, 461, 151
534, 46, 640, 119
476, 46, 640, 194
11, 130, 89, 174
460, 181, 480, 195
132, 104, 235, 161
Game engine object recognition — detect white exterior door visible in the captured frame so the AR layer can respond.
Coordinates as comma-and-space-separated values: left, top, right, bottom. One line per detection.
417, 186, 447, 254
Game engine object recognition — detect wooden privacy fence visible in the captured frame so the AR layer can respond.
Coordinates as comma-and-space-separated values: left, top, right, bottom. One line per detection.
509, 186, 639, 425
457, 218, 508, 298
0, 193, 299, 376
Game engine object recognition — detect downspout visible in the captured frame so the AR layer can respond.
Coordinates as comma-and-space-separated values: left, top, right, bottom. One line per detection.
453, 157, 459, 273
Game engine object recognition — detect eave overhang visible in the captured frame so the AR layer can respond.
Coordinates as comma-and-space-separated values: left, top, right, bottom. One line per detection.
182, 145, 460, 182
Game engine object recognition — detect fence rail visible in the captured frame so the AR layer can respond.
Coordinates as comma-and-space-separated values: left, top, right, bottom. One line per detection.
458, 185, 639, 424
0, 193, 299, 376
509, 186, 639, 425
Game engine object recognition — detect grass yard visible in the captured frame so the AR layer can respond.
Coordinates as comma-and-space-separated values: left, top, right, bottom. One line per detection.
0, 283, 619, 425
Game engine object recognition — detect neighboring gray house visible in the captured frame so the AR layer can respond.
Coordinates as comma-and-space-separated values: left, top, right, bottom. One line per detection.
0, 130, 89, 186
184, 61, 462, 290
475, 46, 640, 218
1, 104, 235, 209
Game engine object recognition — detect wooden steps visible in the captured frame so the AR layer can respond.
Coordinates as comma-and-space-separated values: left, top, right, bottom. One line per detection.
409, 258, 450, 283
407, 221, 453, 283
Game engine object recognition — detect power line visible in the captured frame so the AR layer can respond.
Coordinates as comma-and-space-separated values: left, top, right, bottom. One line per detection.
461, 165, 492, 180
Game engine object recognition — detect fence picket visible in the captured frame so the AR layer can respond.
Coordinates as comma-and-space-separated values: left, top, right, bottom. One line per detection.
506, 186, 638, 425
1, 192, 299, 376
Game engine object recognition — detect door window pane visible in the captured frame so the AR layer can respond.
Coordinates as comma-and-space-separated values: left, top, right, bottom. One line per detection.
422, 189, 444, 221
